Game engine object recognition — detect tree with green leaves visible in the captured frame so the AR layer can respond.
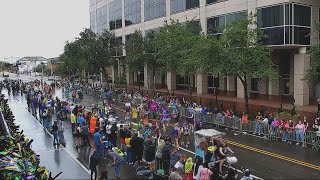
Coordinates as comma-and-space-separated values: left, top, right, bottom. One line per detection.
59, 40, 87, 77
305, 25, 320, 85
34, 64, 50, 76
154, 20, 202, 97
219, 14, 277, 113
124, 30, 145, 72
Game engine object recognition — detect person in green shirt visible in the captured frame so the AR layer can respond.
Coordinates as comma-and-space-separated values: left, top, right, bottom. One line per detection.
70, 112, 76, 134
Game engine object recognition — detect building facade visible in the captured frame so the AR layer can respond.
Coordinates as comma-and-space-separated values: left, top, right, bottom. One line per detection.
89, 0, 320, 106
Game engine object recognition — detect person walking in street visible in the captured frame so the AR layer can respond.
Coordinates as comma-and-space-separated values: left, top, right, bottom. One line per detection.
52, 121, 59, 147
93, 127, 104, 158
108, 149, 125, 178
57, 112, 65, 147
130, 133, 144, 164
70, 111, 76, 134
90, 151, 99, 180
110, 123, 118, 147
75, 123, 82, 149
161, 141, 171, 175
125, 132, 133, 164
81, 121, 91, 148
169, 167, 183, 180
155, 136, 165, 170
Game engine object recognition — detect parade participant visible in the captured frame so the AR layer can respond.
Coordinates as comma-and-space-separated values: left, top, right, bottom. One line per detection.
132, 106, 138, 123
184, 157, 193, 180
89, 115, 98, 134
52, 121, 59, 147
93, 127, 104, 157
81, 121, 91, 148
193, 156, 203, 180
172, 125, 180, 149
110, 123, 118, 147
108, 149, 125, 178
89, 151, 99, 180
169, 167, 183, 180
75, 123, 82, 149
145, 139, 156, 170
130, 133, 144, 164
125, 132, 133, 165
170, 147, 180, 171
70, 111, 76, 134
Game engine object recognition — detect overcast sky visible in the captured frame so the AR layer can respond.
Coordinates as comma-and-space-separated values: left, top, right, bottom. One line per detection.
0, 0, 89, 58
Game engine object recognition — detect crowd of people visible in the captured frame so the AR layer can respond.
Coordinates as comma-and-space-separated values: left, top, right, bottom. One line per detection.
12, 78, 317, 180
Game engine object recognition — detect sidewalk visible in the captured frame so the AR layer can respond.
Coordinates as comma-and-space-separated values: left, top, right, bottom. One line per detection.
6, 92, 90, 179
124, 85, 318, 119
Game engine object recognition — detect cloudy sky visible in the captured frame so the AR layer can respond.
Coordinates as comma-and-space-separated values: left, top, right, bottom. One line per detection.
0, 0, 89, 59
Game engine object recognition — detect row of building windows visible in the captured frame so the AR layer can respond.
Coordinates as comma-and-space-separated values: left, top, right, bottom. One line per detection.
91, 2, 312, 45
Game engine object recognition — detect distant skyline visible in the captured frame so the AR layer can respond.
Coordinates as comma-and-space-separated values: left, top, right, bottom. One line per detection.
0, 0, 89, 59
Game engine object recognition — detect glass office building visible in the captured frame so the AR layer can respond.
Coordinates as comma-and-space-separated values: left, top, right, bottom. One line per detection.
89, 0, 320, 106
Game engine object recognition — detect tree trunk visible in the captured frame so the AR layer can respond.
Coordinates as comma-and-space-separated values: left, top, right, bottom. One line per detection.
99, 68, 109, 88
243, 76, 249, 114
189, 74, 192, 103
153, 69, 156, 96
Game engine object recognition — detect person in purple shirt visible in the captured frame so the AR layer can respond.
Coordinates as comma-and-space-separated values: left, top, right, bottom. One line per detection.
172, 125, 180, 149
32, 97, 38, 116
201, 107, 208, 122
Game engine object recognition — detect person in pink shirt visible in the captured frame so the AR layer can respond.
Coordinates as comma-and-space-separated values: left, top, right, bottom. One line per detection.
271, 118, 280, 139
295, 120, 306, 147
280, 120, 287, 142
199, 163, 213, 180
285, 120, 294, 144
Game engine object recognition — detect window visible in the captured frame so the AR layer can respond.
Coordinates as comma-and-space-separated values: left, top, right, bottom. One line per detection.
294, 4, 311, 27
206, 0, 224, 5
208, 74, 219, 88
125, 0, 141, 26
96, 5, 108, 34
251, 78, 259, 92
257, 3, 311, 45
262, 27, 284, 45
177, 74, 189, 86
114, 37, 123, 57
90, 11, 96, 32
109, 0, 122, 30
144, 0, 166, 21
207, 16, 225, 34
207, 11, 246, 35
170, 0, 199, 14
257, 5, 283, 28
294, 27, 310, 45
226, 12, 246, 25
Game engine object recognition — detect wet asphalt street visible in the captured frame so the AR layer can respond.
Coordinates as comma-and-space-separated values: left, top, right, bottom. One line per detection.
3, 75, 320, 180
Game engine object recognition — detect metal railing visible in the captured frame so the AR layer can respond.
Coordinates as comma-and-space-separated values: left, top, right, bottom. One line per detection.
178, 107, 320, 148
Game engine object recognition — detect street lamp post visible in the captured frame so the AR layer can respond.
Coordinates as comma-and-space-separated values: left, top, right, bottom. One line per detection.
138, 71, 141, 93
